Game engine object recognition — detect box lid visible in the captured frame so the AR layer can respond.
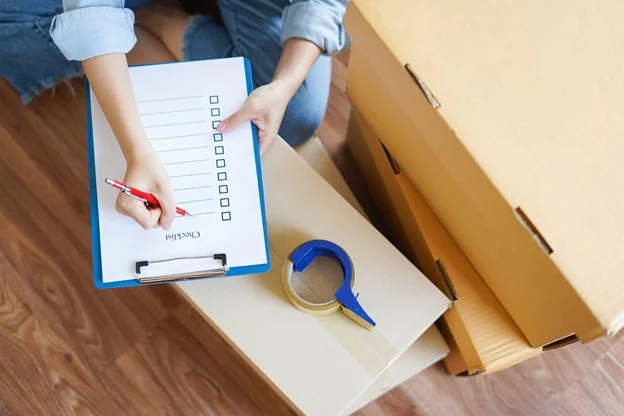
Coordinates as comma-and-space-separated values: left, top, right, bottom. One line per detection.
345, 0, 624, 338
175, 138, 451, 416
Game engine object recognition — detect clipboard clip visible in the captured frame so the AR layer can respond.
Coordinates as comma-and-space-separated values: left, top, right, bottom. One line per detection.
134, 253, 228, 284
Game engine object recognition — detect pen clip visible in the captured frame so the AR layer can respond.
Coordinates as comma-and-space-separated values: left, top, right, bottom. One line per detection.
121, 188, 149, 205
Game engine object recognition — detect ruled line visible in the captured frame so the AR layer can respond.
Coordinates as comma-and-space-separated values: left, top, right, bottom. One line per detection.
169, 172, 211, 179
163, 159, 210, 166
178, 198, 214, 204
140, 108, 205, 116
173, 185, 213, 191
137, 95, 203, 104
149, 133, 207, 141
144, 121, 205, 128
194, 212, 216, 216
156, 146, 212, 153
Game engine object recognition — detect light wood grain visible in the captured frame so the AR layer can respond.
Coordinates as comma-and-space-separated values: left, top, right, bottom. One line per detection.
1, 47, 623, 416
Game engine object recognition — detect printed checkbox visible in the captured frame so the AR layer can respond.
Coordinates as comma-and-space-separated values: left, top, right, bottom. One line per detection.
220, 198, 230, 207
216, 159, 226, 168
209, 95, 219, 104
221, 211, 232, 221
213, 133, 223, 142
215, 146, 225, 155
211, 108, 220, 117
212, 120, 221, 129
219, 185, 229, 194
217, 172, 227, 181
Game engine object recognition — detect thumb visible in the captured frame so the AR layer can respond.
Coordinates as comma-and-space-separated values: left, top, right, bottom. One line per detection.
217, 100, 256, 133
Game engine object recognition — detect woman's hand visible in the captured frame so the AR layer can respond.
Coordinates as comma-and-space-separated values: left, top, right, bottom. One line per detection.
83, 54, 175, 231
216, 79, 293, 154
216, 39, 323, 153
116, 153, 176, 231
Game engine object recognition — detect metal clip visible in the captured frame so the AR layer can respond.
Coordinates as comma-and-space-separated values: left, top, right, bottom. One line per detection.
134, 253, 228, 284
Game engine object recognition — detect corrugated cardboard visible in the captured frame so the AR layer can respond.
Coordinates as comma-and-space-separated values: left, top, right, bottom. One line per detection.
294, 137, 367, 219
173, 137, 451, 416
344, 0, 624, 347
296, 136, 449, 408
347, 110, 540, 374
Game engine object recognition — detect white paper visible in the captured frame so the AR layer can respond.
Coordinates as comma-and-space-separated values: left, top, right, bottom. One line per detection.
89, 58, 268, 283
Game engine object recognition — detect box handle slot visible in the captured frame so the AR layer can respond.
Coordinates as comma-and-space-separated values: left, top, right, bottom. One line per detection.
514, 207, 554, 255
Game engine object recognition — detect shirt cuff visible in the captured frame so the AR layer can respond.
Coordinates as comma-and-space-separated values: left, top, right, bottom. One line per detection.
281, 2, 350, 56
50, 6, 137, 61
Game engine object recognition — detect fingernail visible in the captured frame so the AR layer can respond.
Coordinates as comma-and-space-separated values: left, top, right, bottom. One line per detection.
216, 121, 226, 131
162, 221, 172, 230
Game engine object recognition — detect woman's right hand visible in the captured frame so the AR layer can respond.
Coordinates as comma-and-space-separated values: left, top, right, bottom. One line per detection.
82, 54, 175, 230
116, 153, 176, 231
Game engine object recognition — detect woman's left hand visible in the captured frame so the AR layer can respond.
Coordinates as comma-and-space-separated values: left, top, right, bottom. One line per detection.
216, 79, 294, 154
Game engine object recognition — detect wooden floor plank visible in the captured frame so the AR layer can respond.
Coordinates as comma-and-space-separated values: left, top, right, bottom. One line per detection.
102, 304, 295, 416
549, 350, 624, 416
172, 303, 296, 416
0, 148, 182, 375
355, 387, 416, 416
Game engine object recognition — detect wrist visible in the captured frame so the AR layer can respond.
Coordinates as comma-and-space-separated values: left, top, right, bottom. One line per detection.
120, 134, 154, 165
271, 73, 303, 98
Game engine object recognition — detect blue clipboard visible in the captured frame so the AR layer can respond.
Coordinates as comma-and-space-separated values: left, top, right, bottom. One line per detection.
86, 58, 270, 289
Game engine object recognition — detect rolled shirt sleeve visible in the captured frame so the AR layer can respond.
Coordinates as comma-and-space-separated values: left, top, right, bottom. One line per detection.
49, 0, 137, 61
281, 0, 350, 56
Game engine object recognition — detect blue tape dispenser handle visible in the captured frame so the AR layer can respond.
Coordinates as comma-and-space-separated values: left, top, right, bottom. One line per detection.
283, 239, 376, 330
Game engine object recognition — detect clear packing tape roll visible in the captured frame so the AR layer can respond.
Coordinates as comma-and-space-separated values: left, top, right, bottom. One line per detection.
282, 239, 376, 330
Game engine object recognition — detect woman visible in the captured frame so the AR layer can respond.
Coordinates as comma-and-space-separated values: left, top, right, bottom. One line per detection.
0, 0, 349, 230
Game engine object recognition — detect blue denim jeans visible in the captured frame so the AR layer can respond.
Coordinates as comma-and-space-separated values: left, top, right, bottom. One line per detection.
0, 0, 331, 147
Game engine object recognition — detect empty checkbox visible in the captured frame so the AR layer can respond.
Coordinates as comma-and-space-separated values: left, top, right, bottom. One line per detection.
215, 146, 224, 155
219, 185, 229, 194
212, 120, 221, 129
217, 172, 227, 181
216, 159, 226, 168
220, 198, 230, 207
211, 108, 220, 116
209, 95, 219, 104
221, 211, 231, 221
213, 133, 223, 142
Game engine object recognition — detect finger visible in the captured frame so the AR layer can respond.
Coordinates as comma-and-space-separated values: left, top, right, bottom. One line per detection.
115, 195, 157, 230
217, 100, 256, 133
148, 207, 164, 229
153, 189, 175, 230
128, 203, 160, 230
259, 126, 279, 155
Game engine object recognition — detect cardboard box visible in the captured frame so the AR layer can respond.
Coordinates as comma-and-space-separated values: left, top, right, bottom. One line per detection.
174, 137, 451, 416
348, 110, 540, 374
294, 137, 367, 219
296, 136, 450, 407
344, 0, 624, 347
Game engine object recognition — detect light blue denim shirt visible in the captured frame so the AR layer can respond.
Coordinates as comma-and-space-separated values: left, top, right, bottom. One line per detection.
49, 0, 350, 62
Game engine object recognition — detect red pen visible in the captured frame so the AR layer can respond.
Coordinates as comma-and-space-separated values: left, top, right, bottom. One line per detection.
105, 178, 194, 217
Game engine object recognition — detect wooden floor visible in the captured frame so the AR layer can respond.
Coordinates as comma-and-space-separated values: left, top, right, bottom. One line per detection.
1, 52, 623, 416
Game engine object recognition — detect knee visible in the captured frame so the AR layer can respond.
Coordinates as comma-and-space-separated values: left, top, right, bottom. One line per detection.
278, 60, 331, 147
280, 96, 327, 147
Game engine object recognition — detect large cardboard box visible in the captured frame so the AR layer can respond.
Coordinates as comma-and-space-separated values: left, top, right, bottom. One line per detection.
174, 138, 451, 416
344, 0, 624, 348
348, 111, 540, 374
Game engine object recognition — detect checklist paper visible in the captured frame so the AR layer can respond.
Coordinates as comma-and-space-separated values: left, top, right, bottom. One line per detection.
87, 58, 269, 287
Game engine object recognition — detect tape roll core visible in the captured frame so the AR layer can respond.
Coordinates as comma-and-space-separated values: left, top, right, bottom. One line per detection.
282, 256, 354, 315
